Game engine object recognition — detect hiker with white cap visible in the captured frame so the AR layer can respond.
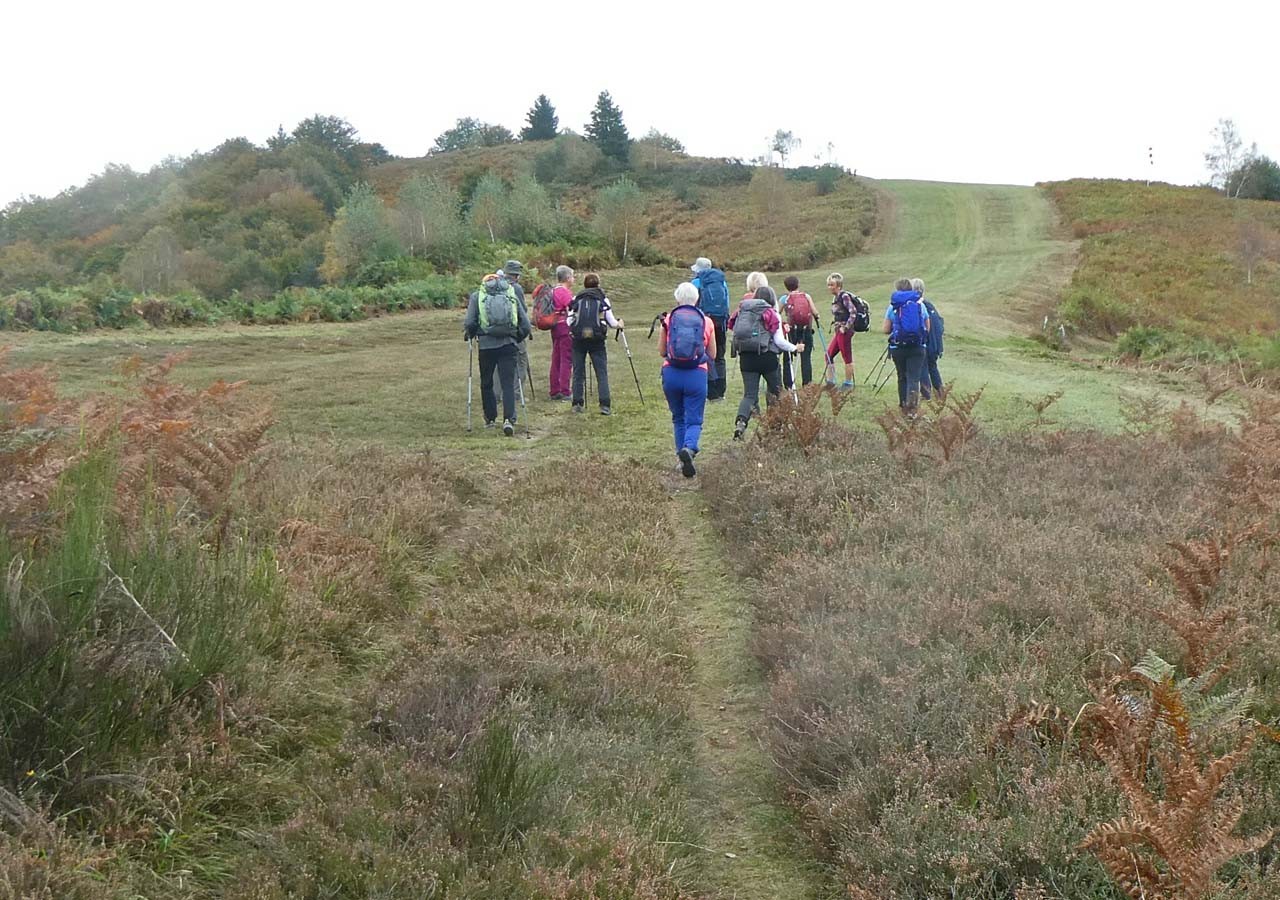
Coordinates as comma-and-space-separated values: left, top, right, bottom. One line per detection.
689, 257, 730, 401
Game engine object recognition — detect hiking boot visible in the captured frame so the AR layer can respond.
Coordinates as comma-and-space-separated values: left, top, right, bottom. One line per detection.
600, 406, 612, 416
677, 447, 697, 478
502, 420, 515, 437
572, 403, 584, 413
484, 420, 496, 429
733, 417, 747, 441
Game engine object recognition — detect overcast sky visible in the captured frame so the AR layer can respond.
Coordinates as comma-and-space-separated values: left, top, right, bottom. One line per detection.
4, 0, 1279, 207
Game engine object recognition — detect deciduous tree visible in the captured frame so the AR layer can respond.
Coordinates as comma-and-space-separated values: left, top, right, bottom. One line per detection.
1205, 119, 1257, 198
395, 174, 464, 262
319, 183, 399, 283
593, 175, 646, 260
771, 129, 800, 167
120, 225, 182, 294
467, 172, 508, 243
432, 118, 515, 154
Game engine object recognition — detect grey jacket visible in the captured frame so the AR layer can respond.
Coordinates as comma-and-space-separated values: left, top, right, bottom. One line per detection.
464, 279, 532, 350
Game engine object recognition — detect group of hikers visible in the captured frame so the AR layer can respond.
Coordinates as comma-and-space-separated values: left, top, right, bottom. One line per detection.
462, 257, 945, 475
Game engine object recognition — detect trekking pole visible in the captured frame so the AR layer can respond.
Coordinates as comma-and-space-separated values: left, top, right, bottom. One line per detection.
784, 349, 799, 407
525, 339, 536, 399
515, 367, 531, 438
813, 319, 835, 384
864, 345, 889, 385
874, 349, 896, 396
466, 339, 474, 432
616, 328, 645, 406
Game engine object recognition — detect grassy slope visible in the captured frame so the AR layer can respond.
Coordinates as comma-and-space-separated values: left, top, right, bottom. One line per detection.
6, 178, 1214, 448
3, 178, 1232, 897
1046, 178, 1280, 346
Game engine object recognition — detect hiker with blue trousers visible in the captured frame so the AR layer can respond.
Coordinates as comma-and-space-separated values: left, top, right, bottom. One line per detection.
912, 277, 945, 400
729, 286, 802, 440
883, 277, 931, 416
464, 270, 532, 436
690, 256, 730, 401
567, 272, 624, 415
659, 282, 718, 478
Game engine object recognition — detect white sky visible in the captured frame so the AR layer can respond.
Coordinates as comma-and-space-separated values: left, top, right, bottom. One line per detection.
4, 0, 1279, 207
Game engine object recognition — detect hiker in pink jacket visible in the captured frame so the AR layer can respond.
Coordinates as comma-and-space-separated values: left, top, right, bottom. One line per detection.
549, 265, 575, 400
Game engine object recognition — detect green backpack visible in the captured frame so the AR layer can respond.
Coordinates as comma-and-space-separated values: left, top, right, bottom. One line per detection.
477, 276, 518, 337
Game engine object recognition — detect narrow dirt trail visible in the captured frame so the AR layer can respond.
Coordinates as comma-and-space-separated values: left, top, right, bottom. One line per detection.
671, 488, 827, 899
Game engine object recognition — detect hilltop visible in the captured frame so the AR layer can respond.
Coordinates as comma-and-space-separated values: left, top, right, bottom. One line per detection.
0, 117, 875, 332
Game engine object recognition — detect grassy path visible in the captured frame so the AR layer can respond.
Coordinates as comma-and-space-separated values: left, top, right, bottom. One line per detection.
2, 179, 1222, 896
674, 489, 827, 898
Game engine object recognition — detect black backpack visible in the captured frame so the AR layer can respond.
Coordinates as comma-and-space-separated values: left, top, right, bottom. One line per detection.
571, 292, 606, 342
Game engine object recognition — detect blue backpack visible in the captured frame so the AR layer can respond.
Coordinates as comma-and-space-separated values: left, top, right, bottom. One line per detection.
890, 291, 927, 348
695, 269, 730, 317
666, 305, 709, 369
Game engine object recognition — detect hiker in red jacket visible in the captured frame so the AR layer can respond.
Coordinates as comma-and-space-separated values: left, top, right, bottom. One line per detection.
548, 265, 575, 400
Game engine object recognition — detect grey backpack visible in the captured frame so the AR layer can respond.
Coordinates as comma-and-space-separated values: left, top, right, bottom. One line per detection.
478, 276, 518, 338
732, 298, 773, 354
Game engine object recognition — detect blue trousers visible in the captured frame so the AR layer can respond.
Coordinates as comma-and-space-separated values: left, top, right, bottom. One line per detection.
662, 365, 708, 454
921, 353, 943, 399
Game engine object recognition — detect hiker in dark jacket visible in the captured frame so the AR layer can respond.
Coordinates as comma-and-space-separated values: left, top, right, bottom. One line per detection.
464, 271, 532, 436
690, 256, 730, 401
912, 277, 945, 400
567, 272, 624, 415
728, 286, 801, 440
503, 259, 533, 391
882, 277, 931, 416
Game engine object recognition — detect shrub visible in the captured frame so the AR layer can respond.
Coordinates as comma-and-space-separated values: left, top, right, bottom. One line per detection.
1116, 324, 1175, 359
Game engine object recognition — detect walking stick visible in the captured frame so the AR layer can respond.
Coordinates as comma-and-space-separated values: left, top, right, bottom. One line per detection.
524, 338, 536, 399
466, 339, 474, 432
784, 348, 799, 407
864, 344, 889, 385
515, 365, 531, 438
616, 328, 645, 406
813, 319, 836, 385
874, 347, 896, 396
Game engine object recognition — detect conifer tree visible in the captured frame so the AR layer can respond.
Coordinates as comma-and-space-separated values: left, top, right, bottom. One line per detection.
585, 91, 631, 164
520, 95, 559, 141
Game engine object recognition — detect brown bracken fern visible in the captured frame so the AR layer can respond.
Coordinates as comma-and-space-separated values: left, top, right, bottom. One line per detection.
112, 354, 273, 544
1078, 654, 1271, 900
1152, 531, 1257, 686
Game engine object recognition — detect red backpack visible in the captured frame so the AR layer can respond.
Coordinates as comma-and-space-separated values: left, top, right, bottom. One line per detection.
786, 292, 814, 327
532, 283, 559, 331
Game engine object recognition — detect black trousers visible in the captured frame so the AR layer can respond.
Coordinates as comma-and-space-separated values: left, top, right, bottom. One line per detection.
782, 326, 813, 388
479, 344, 519, 423
708, 314, 727, 399
737, 351, 781, 422
572, 340, 611, 407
